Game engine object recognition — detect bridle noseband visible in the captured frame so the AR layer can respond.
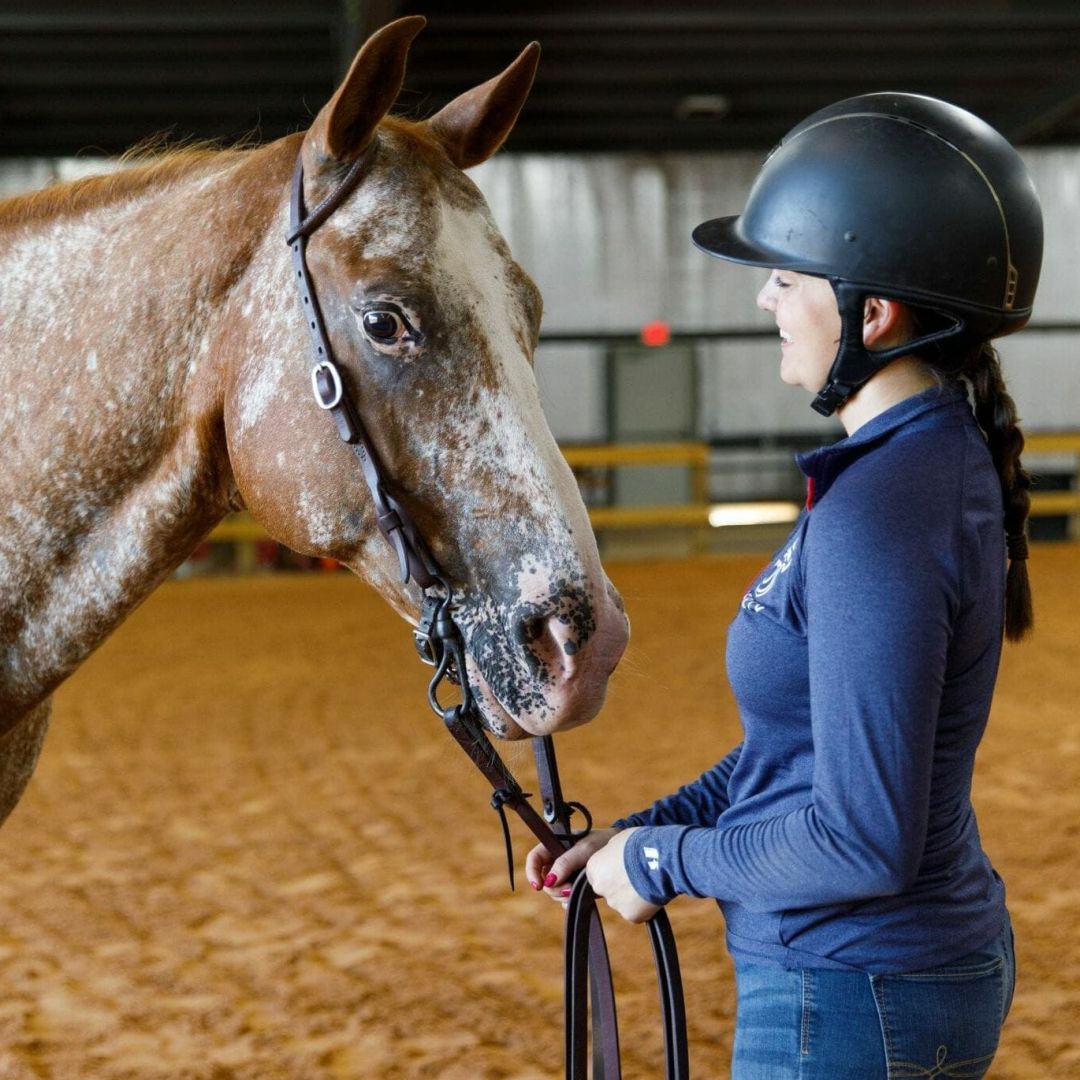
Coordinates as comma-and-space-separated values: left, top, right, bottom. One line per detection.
285, 141, 689, 1080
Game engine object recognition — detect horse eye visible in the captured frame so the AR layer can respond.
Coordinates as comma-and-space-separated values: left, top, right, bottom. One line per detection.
362, 309, 406, 342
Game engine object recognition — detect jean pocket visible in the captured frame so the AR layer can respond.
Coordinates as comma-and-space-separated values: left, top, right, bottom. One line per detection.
871, 956, 1006, 1079
888, 953, 1003, 982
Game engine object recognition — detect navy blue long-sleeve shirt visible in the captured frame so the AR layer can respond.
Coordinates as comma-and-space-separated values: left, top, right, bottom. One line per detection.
617, 385, 1009, 973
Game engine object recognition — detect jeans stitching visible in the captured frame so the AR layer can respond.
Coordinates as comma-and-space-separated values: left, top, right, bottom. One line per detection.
736, 943, 1009, 1079
886, 957, 1002, 982
872, 966, 1003, 1079
800, 969, 813, 1058
870, 974, 898, 1071
886, 1048, 995, 1078
1001, 922, 1015, 1023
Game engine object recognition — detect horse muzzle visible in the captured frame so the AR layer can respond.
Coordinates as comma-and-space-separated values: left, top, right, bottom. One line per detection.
461, 581, 630, 739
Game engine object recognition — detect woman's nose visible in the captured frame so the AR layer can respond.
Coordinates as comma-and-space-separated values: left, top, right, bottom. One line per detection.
756, 275, 776, 312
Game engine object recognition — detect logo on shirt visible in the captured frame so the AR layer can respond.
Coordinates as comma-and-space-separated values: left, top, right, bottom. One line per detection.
643, 846, 660, 871
741, 539, 798, 613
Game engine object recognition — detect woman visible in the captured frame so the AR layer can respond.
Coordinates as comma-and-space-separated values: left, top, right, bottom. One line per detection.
527, 93, 1042, 1078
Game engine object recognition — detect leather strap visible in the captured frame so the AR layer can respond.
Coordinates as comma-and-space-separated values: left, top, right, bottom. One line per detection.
647, 905, 690, 1080
445, 711, 689, 1078
534, 736, 620, 1079
565, 877, 689, 1080
287, 147, 436, 588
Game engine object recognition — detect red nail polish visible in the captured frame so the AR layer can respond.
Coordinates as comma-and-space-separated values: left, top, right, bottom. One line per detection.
529, 880, 540, 891
544, 873, 557, 888
561, 888, 572, 897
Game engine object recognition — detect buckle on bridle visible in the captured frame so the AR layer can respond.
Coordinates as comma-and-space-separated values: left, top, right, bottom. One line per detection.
413, 592, 446, 665
311, 360, 344, 410
414, 592, 463, 686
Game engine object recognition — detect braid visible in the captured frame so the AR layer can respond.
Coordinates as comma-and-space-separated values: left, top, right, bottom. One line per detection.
963, 342, 1034, 641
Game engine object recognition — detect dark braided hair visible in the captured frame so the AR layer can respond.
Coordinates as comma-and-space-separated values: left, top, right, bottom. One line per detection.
963, 342, 1033, 641
907, 302, 1032, 639
918, 324, 1033, 641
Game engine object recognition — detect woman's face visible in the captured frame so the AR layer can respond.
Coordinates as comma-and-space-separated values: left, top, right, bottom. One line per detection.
756, 270, 841, 394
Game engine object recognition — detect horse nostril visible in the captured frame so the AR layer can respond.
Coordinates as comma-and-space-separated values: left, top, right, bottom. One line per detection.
517, 614, 546, 647
516, 612, 577, 680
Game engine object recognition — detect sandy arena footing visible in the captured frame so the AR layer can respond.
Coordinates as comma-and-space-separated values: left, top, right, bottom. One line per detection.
0, 548, 1077, 1078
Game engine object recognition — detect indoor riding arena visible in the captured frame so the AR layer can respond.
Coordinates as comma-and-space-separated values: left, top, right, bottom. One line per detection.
2, 5, 1080, 1080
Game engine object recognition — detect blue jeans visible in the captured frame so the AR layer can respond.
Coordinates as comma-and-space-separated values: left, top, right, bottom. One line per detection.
731, 919, 1015, 1079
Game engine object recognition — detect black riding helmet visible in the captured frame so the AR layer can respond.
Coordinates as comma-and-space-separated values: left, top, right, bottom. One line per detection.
692, 92, 1044, 416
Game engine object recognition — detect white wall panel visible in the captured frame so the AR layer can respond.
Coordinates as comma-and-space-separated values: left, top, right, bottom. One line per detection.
474, 152, 766, 333
533, 343, 605, 443
1020, 150, 1080, 323
475, 154, 674, 333
1000, 332, 1080, 433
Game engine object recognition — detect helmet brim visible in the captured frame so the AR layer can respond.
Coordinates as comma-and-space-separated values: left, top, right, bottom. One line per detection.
692, 214, 1032, 338
691, 215, 795, 269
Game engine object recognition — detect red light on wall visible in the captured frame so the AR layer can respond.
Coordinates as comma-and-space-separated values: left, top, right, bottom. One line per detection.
640, 320, 671, 347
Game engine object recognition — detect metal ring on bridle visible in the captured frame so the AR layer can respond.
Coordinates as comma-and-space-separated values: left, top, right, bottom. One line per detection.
311, 360, 344, 410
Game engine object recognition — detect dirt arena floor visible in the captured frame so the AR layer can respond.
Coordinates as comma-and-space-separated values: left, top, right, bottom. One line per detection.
1, 545, 1078, 1078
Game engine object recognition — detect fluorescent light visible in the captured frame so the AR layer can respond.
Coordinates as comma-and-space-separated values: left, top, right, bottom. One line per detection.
708, 501, 801, 528
675, 94, 732, 120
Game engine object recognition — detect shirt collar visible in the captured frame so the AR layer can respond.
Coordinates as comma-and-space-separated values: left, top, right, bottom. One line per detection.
796, 383, 969, 499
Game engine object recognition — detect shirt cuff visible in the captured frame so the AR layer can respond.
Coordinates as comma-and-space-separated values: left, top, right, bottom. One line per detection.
621, 825, 694, 906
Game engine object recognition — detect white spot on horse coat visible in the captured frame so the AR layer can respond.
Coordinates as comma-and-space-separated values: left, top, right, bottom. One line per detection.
429, 199, 582, 552
297, 490, 335, 549
236, 354, 285, 436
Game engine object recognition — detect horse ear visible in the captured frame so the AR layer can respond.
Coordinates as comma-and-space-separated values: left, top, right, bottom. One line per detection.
425, 43, 540, 169
308, 15, 426, 163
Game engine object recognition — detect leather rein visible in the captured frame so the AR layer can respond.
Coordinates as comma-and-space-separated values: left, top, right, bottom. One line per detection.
286, 143, 689, 1080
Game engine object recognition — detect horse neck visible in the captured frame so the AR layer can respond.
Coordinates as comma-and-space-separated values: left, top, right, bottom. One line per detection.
0, 140, 297, 719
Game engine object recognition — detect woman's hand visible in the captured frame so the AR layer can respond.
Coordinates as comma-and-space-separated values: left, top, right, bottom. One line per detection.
585, 827, 661, 924
526, 827, 662, 924
525, 827, 621, 900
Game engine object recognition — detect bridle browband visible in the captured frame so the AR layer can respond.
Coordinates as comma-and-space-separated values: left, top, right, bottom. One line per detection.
286, 141, 689, 1080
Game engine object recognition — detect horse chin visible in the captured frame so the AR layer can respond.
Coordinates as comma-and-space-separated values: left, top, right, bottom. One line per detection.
464, 656, 530, 740
463, 654, 606, 742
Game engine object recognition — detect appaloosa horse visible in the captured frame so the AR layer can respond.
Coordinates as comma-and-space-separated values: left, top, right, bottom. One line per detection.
0, 17, 628, 826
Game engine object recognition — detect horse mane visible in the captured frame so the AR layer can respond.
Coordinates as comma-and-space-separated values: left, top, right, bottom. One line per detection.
0, 137, 271, 228
0, 118, 457, 231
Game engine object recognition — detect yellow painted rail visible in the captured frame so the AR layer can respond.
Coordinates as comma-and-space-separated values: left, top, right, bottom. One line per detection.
562, 440, 710, 523
1025, 432, 1080, 455
208, 441, 717, 544
1025, 432, 1080, 526
206, 514, 267, 543
561, 441, 709, 469
206, 434, 1080, 547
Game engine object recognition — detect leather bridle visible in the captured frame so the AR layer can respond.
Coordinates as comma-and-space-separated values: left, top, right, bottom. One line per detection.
286, 142, 690, 1080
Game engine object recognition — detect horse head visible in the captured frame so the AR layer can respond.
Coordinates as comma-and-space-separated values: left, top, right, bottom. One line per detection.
225, 17, 628, 739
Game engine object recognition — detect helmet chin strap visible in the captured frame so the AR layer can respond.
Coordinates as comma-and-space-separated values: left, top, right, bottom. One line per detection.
811, 280, 969, 417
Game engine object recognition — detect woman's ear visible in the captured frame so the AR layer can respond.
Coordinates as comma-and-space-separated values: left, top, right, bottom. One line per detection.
863, 297, 910, 349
